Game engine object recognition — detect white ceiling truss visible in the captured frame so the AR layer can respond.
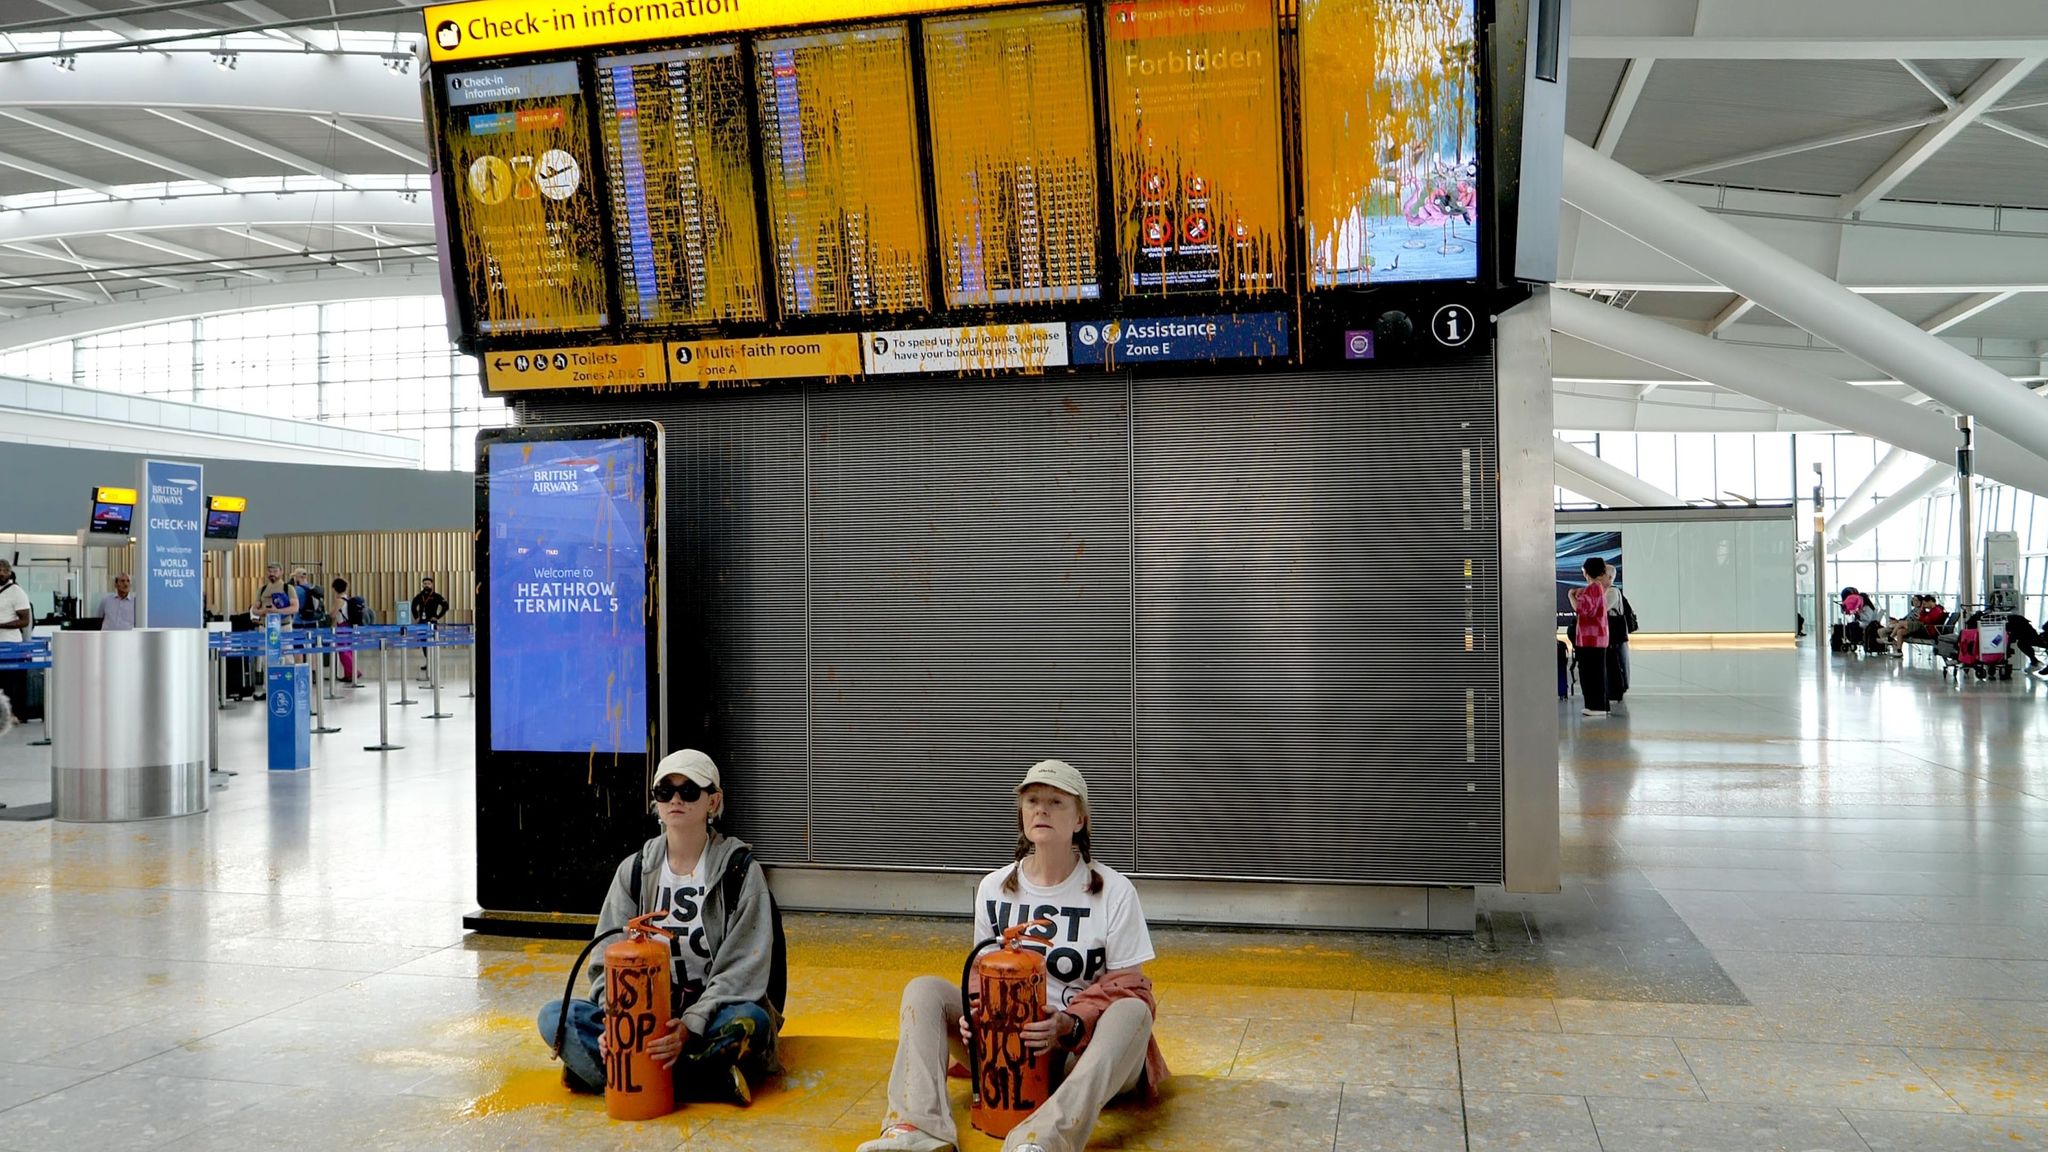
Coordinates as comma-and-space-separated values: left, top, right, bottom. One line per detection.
0, 0, 2046, 453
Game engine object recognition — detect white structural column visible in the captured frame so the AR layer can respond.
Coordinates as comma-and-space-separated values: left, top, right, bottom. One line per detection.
1550, 292, 2048, 499
1834, 446, 1921, 531
1553, 436, 1681, 508
1833, 465, 1952, 553
1560, 138, 2048, 463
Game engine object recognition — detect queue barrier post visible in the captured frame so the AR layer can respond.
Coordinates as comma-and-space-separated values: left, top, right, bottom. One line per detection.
393, 626, 419, 707
424, 636, 453, 720
363, 632, 402, 753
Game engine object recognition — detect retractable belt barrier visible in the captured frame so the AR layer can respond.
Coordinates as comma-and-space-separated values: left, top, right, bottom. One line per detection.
205, 625, 474, 756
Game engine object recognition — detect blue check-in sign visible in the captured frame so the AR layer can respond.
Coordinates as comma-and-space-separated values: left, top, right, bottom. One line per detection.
1070, 312, 1290, 366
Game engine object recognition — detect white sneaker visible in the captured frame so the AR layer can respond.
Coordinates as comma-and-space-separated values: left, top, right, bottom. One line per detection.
1581, 708, 1607, 718
856, 1125, 955, 1152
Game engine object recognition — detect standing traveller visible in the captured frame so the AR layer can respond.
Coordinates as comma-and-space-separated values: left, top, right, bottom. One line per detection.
251, 562, 298, 625
98, 573, 136, 631
1604, 578, 1632, 705
330, 577, 359, 685
536, 749, 780, 1104
1574, 557, 1612, 718
0, 560, 31, 734
858, 759, 1168, 1152
410, 576, 448, 672
292, 568, 325, 628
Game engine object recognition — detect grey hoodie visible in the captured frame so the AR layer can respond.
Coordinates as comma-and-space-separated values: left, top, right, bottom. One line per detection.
583, 831, 782, 1044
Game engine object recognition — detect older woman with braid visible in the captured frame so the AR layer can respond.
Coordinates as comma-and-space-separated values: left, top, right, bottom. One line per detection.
857, 759, 1168, 1152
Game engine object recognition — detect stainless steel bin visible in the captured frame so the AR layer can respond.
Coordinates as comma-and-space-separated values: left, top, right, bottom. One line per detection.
52, 628, 210, 822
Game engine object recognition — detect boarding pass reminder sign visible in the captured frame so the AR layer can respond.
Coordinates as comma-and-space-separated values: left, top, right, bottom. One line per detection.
861, 323, 1069, 376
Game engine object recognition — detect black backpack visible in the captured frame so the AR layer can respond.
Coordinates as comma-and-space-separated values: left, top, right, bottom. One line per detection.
630, 846, 787, 1015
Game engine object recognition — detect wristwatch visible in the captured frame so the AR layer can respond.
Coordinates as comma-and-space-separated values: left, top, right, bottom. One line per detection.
1062, 1012, 1086, 1049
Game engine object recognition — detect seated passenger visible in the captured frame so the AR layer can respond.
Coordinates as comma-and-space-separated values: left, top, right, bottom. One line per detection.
858, 759, 1168, 1152
1886, 595, 1928, 655
537, 749, 779, 1103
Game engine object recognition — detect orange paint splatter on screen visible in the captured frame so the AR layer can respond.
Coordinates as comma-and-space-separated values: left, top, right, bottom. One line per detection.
924, 6, 1102, 308
1105, 0, 1286, 297
595, 45, 766, 325
443, 63, 609, 334
756, 24, 931, 318
1299, 0, 1478, 284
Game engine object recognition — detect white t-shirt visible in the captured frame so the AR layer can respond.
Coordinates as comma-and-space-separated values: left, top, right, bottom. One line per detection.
0, 582, 31, 642
653, 856, 712, 988
974, 858, 1155, 1011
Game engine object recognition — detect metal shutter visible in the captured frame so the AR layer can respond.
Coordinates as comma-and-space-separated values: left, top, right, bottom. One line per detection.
1129, 364, 1504, 883
804, 376, 1135, 870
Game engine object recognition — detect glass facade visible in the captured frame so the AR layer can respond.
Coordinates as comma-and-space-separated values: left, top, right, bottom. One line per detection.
1559, 430, 2048, 622
1, 296, 508, 471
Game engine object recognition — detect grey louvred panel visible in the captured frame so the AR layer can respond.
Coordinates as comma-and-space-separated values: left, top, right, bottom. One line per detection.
517, 391, 811, 862
518, 354, 1503, 885
1129, 364, 1504, 884
804, 376, 1135, 871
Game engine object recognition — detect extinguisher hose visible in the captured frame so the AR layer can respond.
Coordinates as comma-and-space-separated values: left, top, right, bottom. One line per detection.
553, 927, 625, 1061
959, 936, 1001, 1106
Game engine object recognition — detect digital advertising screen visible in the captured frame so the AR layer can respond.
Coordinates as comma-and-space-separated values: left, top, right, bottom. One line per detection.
1105, 0, 1286, 297
442, 61, 609, 335
596, 44, 767, 327
754, 24, 931, 318
204, 510, 242, 540
1301, 0, 1480, 285
924, 5, 1101, 307
1556, 531, 1624, 613
486, 436, 649, 754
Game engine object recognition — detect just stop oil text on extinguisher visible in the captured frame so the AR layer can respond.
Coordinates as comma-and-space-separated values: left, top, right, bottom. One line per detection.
550, 911, 676, 1122
964, 919, 1057, 1138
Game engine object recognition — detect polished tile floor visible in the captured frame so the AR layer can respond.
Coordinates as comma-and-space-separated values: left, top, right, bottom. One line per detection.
2, 647, 2047, 1150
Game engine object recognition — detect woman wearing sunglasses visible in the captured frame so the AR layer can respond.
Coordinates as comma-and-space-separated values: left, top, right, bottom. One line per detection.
536, 748, 780, 1104
858, 759, 1168, 1152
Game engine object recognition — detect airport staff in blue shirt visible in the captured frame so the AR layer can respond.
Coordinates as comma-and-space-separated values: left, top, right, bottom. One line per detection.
98, 573, 136, 631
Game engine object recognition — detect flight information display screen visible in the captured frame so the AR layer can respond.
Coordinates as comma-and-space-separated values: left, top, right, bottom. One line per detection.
1104, 0, 1286, 297
923, 5, 1101, 307
1301, 0, 1480, 285
595, 44, 767, 326
442, 61, 609, 334
754, 24, 931, 318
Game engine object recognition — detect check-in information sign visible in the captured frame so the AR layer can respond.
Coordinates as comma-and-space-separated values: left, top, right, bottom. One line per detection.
137, 458, 204, 628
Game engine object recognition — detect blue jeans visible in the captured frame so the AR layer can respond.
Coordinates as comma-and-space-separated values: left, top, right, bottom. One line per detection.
538, 998, 774, 1098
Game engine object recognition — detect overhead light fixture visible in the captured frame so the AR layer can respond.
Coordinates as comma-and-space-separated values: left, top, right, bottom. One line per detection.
382, 53, 412, 75
51, 54, 76, 71
212, 50, 237, 71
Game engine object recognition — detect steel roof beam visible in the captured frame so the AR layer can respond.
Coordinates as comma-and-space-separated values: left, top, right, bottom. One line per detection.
0, 190, 429, 247
147, 108, 363, 190
1553, 292, 2048, 500
1839, 59, 2044, 216
1, 240, 187, 293
1563, 138, 2048, 463
1554, 436, 1683, 507
108, 232, 279, 282
1594, 59, 1652, 157
0, 270, 440, 348
0, 51, 419, 122
0, 107, 232, 189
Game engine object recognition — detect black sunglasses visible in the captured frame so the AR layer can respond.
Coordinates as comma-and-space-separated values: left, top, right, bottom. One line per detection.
652, 779, 716, 804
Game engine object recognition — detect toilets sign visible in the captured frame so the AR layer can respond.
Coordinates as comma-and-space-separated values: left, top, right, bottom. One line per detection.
137, 458, 204, 628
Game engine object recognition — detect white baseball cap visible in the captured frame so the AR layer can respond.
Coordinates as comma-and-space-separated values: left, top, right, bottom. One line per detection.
1016, 759, 1087, 803
654, 748, 720, 791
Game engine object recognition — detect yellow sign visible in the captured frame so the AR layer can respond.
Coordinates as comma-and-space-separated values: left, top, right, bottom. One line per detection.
668, 334, 862, 384
208, 495, 248, 513
485, 343, 668, 391
425, 0, 1020, 63
94, 486, 137, 504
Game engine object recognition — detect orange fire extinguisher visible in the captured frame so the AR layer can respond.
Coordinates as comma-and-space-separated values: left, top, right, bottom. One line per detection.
552, 912, 676, 1121
964, 919, 1057, 1138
